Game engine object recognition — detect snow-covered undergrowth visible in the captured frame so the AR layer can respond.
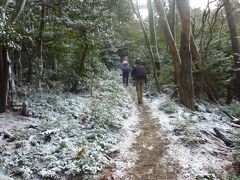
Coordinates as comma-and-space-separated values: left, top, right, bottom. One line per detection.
147, 93, 236, 179
226, 101, 240, 119
0, 72, 132, 179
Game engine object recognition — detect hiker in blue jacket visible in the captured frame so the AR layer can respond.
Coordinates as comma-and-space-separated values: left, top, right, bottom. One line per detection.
131, 58, 147, 104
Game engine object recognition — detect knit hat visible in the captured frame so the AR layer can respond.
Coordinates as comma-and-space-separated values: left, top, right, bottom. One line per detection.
135, 58, 141, 64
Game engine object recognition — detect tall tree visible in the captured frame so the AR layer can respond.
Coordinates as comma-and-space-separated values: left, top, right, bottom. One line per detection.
168, 0, 176, 39
130, 0, 161, 91
0, 0, 26, 113
37, 2, 46, 89
177, 0, 195, 110
154, 0, 181, 87
0, 1, 9, 113
222, 0, 240, 98
0, 46, 9, 113
154, 0, 195, 110
147, 0, 161, 78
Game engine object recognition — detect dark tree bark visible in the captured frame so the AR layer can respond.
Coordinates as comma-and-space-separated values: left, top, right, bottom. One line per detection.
21, 102, 27, 116
0, 0, 26, 112
0, 47, 9, 112
78, 38, 89, 74
177, 0, 195, 111
27, 54, 33, 83
154, 0, 181, 87
190, 35, 204, 97
222, 0, 240, 98
0, 1, 9, 112
213, 128, 234, 147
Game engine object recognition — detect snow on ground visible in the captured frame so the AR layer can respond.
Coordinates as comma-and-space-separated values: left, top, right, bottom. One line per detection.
0, 92, 90, 179
1, 71, 237, 179
112, 93, 141, 178
0, 72, 133, 180
147, 93, 235, 179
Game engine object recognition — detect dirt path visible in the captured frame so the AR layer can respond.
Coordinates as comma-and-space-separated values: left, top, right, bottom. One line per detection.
112, 87, 179, 179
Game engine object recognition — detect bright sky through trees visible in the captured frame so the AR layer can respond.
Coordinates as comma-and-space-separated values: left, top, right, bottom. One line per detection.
137, 0, 214, 8
137, 0, 217, 18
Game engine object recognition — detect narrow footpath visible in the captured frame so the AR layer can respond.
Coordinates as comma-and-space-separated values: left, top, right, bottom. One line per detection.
113, 87, 179, 179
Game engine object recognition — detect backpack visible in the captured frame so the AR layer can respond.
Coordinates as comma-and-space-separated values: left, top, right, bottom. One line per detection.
134, 65, 146, 79
122, 63, 129, 71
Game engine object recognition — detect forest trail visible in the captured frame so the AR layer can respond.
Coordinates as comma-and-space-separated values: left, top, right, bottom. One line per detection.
112, 86, 179, 179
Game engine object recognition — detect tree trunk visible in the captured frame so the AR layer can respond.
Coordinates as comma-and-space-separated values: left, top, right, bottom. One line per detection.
154, 0, 181, 87
213, 127, 234, 147
18, 51, 23, 84
9, 0, 27, 23
222, 0, 240, 98
131, 0, 161, 92
0, 0, 10, 19
177, 0, 195, 111
27, 56, 33, 83
147, 0, 161, 78
37, 3, 46, 88
9, 63, 16, 104
0, 0, 26, 113
79, 40, 89, 74
0, 47, 9, 112
169, 0, 176, 39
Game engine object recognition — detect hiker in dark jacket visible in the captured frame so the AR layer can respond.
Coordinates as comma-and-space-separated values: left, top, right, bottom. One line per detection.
121, 56, 130, 86
131, 58, 147, 104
